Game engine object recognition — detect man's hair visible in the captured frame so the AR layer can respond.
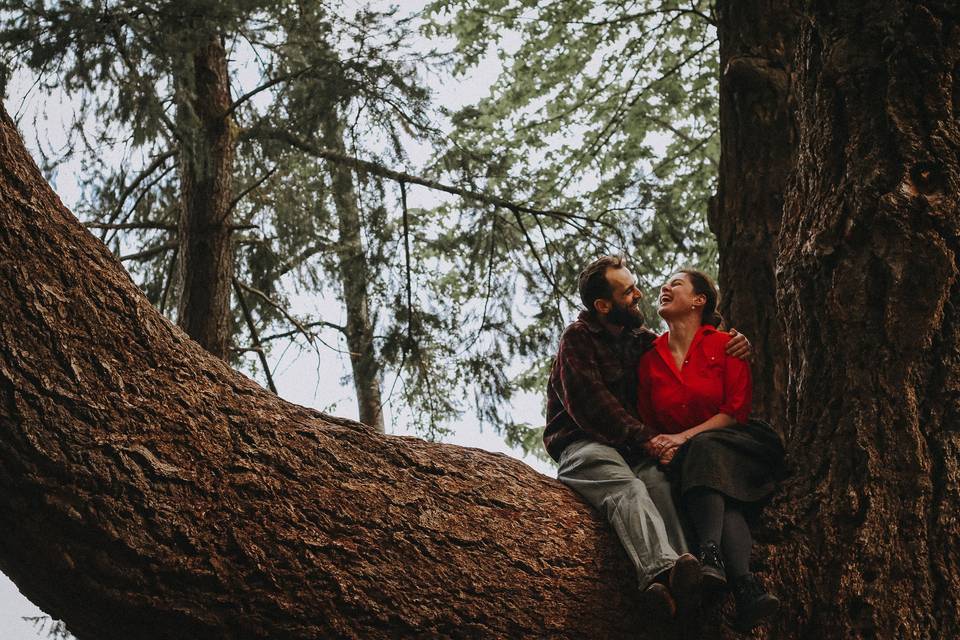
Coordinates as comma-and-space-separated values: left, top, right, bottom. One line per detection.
578, 255, 626, 312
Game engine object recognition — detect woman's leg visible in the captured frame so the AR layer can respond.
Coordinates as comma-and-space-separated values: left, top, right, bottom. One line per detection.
684, 487, 725, 545
683, 487, 727, 587
721, 504, 779, 631
721, 506, 752, 581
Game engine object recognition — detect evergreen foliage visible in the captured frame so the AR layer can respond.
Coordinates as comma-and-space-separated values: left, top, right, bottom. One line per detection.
416, 0, 722, 457
1, 0, 724, 461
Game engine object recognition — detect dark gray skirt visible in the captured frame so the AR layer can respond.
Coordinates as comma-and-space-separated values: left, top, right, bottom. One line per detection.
668, 419, 786, 504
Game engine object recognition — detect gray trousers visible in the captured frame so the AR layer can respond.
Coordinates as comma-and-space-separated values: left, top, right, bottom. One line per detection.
557, 439, 689, 589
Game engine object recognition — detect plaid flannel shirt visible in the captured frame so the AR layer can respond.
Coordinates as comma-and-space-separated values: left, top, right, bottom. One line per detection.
543, 311, 658, 462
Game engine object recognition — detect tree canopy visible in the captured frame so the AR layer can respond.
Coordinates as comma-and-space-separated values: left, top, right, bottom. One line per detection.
2, 1, 728, 455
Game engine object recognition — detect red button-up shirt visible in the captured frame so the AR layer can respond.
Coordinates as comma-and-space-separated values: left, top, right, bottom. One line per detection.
636, 325, 752, 435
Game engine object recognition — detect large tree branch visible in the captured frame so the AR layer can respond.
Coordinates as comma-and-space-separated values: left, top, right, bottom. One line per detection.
0, 105, 661, 639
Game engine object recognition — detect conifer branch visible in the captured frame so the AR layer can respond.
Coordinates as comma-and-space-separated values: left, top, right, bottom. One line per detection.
101, 150, 177, 232
159, 247, 178, 315
228, 166, 279, 213
87, 222, 177, 231
508, 207, 566, 332
232, 278, 278, 394
224, 65, 319, 119
259, 321, 346, 343
246, 127, 600, 225
119, 241, 178, 262
400, 180, 414, 345
87, 222, 257, 231
272, 239, 335, 279
232, 280, 344, 355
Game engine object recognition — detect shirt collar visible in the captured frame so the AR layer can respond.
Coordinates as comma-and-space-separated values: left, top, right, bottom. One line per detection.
577, 310, 606, 334
653, 323, 717, 346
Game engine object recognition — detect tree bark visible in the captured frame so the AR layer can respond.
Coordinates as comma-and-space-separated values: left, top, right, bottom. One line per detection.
0, 107, 668, 638
757, 2, 960, 638
174, 34, 236, 360
322, 111, 386, 432
711, 0, 801, 427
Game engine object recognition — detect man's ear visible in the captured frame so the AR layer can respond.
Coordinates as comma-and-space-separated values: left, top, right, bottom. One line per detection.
594, 298, 611, 314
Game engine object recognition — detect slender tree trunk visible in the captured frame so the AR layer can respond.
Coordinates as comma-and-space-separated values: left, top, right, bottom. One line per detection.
756, 2, 960, 638
321, 111, 386, 432
711, 0, 801, 427
0, 106, 667, 639
174, 34, 236, 360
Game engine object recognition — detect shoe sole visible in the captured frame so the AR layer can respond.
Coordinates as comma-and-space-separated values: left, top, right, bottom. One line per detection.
642, 583, 677, 620
669, 554, 702, 613
734, 594, 780, 632
701, 566, 727, 591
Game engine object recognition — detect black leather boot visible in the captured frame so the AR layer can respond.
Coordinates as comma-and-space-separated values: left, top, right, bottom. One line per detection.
698, 540, 726, 589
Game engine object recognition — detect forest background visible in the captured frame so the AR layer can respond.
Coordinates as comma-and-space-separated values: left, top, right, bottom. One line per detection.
0, 0, 720, 634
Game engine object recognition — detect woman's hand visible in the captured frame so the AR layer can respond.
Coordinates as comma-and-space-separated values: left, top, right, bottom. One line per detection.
645, 433, 687, 463
659, 445, 680, 466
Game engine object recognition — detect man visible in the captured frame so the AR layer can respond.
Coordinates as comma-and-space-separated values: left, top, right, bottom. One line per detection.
543, 255, 750, 617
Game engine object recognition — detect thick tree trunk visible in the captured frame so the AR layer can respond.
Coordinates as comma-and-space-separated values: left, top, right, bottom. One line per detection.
759, 2, 960, 638
174, 34, 236, 360
0, 108, 667, 638
322, 112, 386, 432
711, 0, 801, 427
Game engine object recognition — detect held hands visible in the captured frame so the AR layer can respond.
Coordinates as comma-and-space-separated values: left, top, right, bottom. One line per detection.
726, 328, 752, 361
644, 433, 687, 466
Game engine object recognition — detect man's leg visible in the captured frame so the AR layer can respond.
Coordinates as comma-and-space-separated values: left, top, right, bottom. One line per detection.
631, 457, 690, 560
557, 440, 683, 588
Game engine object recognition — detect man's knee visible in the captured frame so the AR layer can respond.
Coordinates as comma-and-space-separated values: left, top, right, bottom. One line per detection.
558, 440, 628, 477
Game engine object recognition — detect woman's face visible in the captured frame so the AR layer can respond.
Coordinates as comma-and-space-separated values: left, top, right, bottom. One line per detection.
657, 272, 705, 319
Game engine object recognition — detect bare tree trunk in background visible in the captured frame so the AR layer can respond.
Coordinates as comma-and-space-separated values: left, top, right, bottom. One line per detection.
0, 106, 669, 639
321, 111, 386, 432
711, 0, 801, 427
174, 34, 236, 360
756, 2, 960, 638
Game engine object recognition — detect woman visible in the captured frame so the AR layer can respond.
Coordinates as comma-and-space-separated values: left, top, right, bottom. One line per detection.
636, 269, 784, 633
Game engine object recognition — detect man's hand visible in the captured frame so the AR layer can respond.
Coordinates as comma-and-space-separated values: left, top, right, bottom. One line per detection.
644, 433, 686, 463
659, 445, 679, 466
725, 328, 752, 361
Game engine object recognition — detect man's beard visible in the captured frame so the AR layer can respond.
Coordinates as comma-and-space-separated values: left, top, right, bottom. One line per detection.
607, 300, 645, 329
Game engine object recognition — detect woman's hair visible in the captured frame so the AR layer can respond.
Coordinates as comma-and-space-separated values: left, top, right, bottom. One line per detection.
679, 268, 724, 327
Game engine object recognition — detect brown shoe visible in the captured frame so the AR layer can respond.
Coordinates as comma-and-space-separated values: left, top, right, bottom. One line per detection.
642, 581, 676, 620
668, 553, 702, 614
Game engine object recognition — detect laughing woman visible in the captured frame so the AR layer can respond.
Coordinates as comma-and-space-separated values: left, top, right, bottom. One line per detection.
636, 269, 785, 633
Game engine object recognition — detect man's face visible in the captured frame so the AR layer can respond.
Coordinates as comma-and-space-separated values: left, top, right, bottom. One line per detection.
600, 267, 645, 328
